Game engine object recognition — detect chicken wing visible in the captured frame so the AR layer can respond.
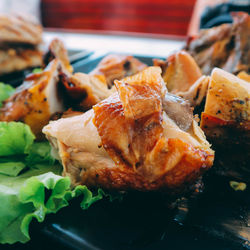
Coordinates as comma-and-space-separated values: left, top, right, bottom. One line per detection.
43, 67, 214, 194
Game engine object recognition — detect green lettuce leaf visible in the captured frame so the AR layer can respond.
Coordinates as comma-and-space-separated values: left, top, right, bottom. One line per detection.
0, 160, 26, 176
0, 164, 105, 244
32, 68, 42, 74
0, 82, 15, 107
0, 122, 35, 156
25, 142, 55, 166
0, 121, 122, 245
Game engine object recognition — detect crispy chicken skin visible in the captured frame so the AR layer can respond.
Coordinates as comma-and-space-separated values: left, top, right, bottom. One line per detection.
200, 68, 250, 180
0, 59, 66, 139
237, 71, 250, 82
154, 51, 208, 107
43, 67, 214, 193
186, 12, 250, 75
43, 38, 73, 73
90, 54, 147, 88
201, 68, 250, 143
60, 72, 115, 111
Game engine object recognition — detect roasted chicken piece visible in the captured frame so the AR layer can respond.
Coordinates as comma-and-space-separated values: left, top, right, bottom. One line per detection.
89, 54, 147, 88
60, 72, 115, 111
201, 68, 250, 142
0, 59, 67, 139
201, 68, 250, 180
186, 12, 250, 75
43, 67, 214, 194
237, 71, 250, 82
154, 51, 209, 107
43, 38, 73, 73
0, 14, 43, 75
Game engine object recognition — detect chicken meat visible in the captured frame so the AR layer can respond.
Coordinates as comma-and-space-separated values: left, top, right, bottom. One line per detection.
43, 67, 214, 194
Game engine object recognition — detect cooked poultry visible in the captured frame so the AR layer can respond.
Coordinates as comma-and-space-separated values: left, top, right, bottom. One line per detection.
89, 54, 147, 88
43, 38, 73, 73
201, 68, 250, 143
0, 39, 118, 136
0, 59, 67, 139
43, 67, 214, 194
60, 72, 115, 111
154, 51, 209, 107
237, 71, 250, 82
200, 68, 250, 180
0, 14, 43, 75
185, 12, 250, 75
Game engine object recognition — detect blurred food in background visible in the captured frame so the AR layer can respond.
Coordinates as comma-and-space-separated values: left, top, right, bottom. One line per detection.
0, 14, 43, 75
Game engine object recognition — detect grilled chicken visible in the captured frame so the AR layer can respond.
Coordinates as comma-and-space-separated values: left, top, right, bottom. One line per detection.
200, 68, 250, 180
60, 72, 115, 111
90, 54, 147, 88
43, 38, 73, 73
154, 51, 209, 107
0, 59, 66, 139
186, 12, 250, 75
201, 68, 250, 142
237, 71, 250, 82
0, 14, 43, 75
43, 67, 214, 194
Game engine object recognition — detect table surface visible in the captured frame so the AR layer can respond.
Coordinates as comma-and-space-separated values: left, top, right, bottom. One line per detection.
43, 29, 185, 58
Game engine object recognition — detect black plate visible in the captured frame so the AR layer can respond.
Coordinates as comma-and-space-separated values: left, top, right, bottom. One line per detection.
2, 53, 250, 250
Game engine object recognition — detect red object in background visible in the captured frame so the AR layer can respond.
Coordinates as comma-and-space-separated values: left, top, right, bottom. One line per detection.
41, 0, 196, 36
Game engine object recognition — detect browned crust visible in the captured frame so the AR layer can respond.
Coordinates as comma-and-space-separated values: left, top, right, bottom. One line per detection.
80, 138, 213, 193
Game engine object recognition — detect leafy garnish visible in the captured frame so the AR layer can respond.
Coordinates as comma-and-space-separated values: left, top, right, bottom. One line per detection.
25, 142, 55, 166
32, 68, 42, 74
0, 122, 35, 156
229, 181, 247, 191
0, 82, 15, 107
0, 163, 106, 244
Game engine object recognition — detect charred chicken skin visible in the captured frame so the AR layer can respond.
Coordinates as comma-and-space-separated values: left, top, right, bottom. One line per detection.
43, 67, 214, 194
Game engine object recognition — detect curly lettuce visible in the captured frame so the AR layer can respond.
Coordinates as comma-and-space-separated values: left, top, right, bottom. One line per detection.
0, 121, 120, 245
0, 122, 35, 156
0, 164, 105, 244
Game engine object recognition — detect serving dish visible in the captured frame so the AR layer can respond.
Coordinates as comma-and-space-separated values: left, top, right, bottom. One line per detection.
2, 52, 250, 250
